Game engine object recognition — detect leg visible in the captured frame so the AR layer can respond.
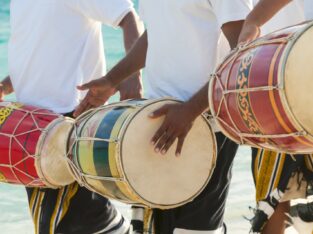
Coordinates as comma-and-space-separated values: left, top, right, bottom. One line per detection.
152, 133, 238, 234
251, 148, 303, 233
261, 201, 290, 234
26, 183, 129, 234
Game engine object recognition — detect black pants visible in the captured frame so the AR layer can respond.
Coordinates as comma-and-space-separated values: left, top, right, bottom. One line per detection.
26, 185, 129, 234
152, 132, 238, 234
26, 111, 128, 234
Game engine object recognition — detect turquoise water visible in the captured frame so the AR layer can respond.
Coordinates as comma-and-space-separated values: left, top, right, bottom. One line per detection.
0, 1, 284, 234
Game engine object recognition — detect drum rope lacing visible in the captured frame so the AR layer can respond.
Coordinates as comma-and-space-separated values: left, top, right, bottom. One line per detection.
64, 106, 127, 190
0, 104, 61, 187
210, 34, 307, 146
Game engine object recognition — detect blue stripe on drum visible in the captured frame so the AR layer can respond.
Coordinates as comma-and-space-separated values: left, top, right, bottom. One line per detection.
93, 107, 126, 177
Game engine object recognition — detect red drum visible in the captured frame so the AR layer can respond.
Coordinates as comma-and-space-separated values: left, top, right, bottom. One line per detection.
210, 21, 313, 154
0, 102, 75, 187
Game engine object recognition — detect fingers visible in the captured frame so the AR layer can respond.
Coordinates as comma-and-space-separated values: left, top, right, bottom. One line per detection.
175, 135, 186, 157
154, 129, 175, 154
0, 86, 4, 102
77, 80, 98, 91
149, 105, 169, 119
73, 98, 89, 117
159, 134, 177, 155
151, 123, 168, 148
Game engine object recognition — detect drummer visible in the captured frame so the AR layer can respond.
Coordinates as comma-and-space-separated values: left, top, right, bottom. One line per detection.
74, 0, 253, 233
0, 0, 142, 233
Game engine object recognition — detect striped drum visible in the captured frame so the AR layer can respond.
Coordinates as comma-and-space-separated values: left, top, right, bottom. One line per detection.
68, 99, 216, 209
210, 21, 313, 154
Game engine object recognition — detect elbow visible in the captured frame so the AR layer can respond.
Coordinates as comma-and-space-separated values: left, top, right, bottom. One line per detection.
119, 10, 144, 34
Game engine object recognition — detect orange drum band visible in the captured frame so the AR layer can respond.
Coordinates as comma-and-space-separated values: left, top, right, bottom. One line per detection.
210, 21, 313, 154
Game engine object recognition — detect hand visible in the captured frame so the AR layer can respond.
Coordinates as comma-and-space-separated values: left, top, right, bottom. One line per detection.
238, 21, 260, 45
118, 72, 143, 100
0, 84, 4, 101
74, 78, 117, 117
150, 103, 197, 157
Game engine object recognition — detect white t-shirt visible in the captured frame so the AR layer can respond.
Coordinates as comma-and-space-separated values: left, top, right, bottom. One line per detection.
253, 0, 304, 35
9, 0, 133, 113
139, 0, 252, 101
304, 0, 313, 20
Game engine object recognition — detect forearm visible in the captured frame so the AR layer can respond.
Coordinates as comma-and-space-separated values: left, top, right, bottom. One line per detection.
0, 76, 13, 95
106, 31, 148, 87
246, 0, 292, 27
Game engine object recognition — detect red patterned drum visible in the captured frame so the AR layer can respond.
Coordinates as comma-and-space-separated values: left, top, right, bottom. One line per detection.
0, 102, 75, 187
209, 21, 313, 154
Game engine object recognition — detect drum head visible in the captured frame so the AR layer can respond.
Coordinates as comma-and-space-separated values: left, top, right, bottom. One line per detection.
120, 100, 216, 207
37, 118, 75, 188
285, 23, 313, 136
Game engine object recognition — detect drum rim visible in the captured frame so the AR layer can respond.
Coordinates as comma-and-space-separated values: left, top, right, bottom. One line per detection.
278, 21, 313, 151
117, 98, 217, 209
209, 21, 313, 153
35, 116, 75, 188
208, 76, 242, 146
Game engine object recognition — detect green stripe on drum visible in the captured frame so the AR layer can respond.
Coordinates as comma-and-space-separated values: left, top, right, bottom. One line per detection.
93, 108, 125, 176
92, 107, 132, 201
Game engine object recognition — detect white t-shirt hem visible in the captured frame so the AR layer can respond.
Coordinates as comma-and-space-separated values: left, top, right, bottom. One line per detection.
217, 12, 249, 28
110, 7, 134, 28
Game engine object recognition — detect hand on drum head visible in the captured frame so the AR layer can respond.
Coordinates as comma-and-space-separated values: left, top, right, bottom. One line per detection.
74, 78, 116, 117
118, 72, 143, 100
149, 103, 195, 156
238, 21, 260, 45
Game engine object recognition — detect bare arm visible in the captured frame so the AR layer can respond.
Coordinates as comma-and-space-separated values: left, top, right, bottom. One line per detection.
74, 31, 148, 117
238, 0, 292, 43
150, 20, 245, 155
106, 30, 147, 88
0, 76, 14, 101
118, 10, 144, 100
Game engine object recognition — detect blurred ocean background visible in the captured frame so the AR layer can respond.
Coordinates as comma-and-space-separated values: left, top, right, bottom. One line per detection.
0, 1, 292, 233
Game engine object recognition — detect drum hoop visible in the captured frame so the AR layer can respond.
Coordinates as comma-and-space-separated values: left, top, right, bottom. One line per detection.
118, 98, 217, 209
278, 21, 313, 146
35, 116, 75, 188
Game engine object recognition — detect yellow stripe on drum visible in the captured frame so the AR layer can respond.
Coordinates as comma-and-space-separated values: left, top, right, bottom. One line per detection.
77, 110, 114, 197
108, 108, 142, 202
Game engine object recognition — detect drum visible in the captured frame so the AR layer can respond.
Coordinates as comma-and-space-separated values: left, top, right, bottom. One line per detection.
209, 21, 313, 154
0, 102, 75, 188
68, 99, 216, 209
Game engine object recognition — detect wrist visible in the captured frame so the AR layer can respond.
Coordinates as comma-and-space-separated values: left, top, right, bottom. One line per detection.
183, 100, 205, 121
105, 74, 119, 89
245, 14, 262, 29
